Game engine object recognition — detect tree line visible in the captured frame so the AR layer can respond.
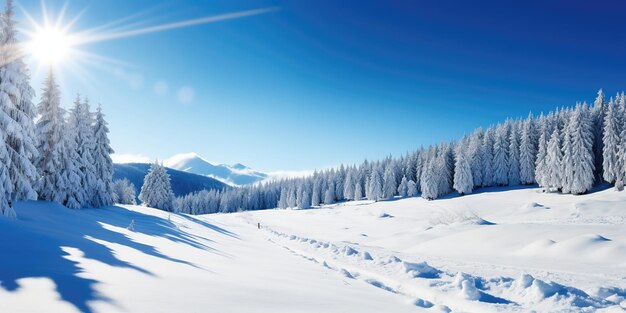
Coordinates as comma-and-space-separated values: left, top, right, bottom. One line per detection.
0, 1, 114, 218
174, 89, 626, 215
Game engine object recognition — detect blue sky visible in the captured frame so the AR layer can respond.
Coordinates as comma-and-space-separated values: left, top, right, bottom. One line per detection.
18, 0, 626, 172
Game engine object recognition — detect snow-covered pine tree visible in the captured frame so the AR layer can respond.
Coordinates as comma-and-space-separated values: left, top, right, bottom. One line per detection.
354, 180, 363, 200
407, 179, 417, 197
278, 187, 288, 209
420, 150, 438, 200
545, 128, 563, 192
311, 175, 321, 206
591, 89, 606, 180
560, 108, 574, 193
519, 113, 537, 184
91, 105, 114, 207
535, 119, 549, 189
453, 142, 473, 195
468, 129, 484, 187
382, 165, 396, 199
492, 123, 509, 186
565, 104, 595, 194
343, 169, 355, 200
323, 181, 335, 204
367, 166, 383, 201
138, 161, 175, 211
507, 121, 521, 186
0, 129, 13, 217
397, 175, 408, 197
481, 128, 495, 187
58, 121, 85, 209
69, 95, 98, 207
602, 98, 622, 184
111, 179, 137, 205
35, 71, 65, 202
0, 0, 38, 209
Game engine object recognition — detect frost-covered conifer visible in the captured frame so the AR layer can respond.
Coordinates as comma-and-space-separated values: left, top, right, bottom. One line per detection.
92, 105, 114, 207
545, 128, 563, 192
481, 128, 495, 187
367, 166, 383, 201
602, 99, 622, 184
492, 123, 509, 186
111, 179, 137, 205
0, 0, 38, 209
139, 161, 175, 211
453, 146, 473, 195
519, 114, 537, 184
382, 165, 396, 199
35, 71, 65, 202
508, 121, 521, 186
565, 104, 595, 194
397, 175, 408, 197
69, 96, 97, 207
407, 179, 417, 197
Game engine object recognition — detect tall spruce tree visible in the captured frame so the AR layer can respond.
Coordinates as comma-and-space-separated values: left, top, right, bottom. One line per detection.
602, 98, 622, 184
0, 0, 38, 210
92, 105, 114, 207
35, 71, 65, 202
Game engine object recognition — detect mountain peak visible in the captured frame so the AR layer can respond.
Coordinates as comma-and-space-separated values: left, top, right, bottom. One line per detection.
231, 163, 249, 170
164, 153, 267, 186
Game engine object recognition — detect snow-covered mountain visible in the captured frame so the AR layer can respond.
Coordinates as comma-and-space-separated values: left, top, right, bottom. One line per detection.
164, 152, 267, 186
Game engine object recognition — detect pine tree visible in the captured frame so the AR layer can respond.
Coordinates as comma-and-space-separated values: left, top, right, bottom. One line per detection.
407, 179, 417, 197
591, 89, 606, 180
420, 155, 437, 200
139, 161, 175, 211
69, 96, 97, 207
519, 114, 537, 184
481, 128, 495, 187
453, 147, 473, 195
535, 129, 549, 189
468, 129, 484, 187
35, 71, 65, 202
545, 128, 563, 192
565, 104, 595, 194
91, 105, 114, 207
367, 166, 383, 201
111, 179, 137, 205
508, 121, 521, 186
354, 181, 363, 200
343, 169, 355, 200
602, 98, 622, 184
0, 130, 13, 217
397, 176, 408, 197
382, 165, 396, 199
492, 123, 509, 186
323, 181, 335, 204
0, 0, 38, 209
58, 121, 84, 209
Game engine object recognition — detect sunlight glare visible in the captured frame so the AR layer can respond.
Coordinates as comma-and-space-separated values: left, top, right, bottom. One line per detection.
27, 26, 73, 65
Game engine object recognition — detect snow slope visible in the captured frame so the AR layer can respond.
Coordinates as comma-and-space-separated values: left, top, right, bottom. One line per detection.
1, 187, 625, 312
164, 152, 267, 186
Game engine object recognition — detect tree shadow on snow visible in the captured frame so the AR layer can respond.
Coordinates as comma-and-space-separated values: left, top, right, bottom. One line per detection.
0, 201, 228, 313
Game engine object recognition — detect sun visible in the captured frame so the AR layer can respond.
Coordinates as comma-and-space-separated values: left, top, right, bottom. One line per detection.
26, 26, 74, 66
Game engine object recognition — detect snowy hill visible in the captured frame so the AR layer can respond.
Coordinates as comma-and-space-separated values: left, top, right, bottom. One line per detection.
113, 163, 229, 198
164, 152, 267, 186
1, 186, 624, 312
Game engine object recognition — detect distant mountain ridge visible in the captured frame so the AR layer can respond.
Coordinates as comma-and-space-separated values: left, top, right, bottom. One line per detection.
163, 153, 267, 186
113, 163, 229, 199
